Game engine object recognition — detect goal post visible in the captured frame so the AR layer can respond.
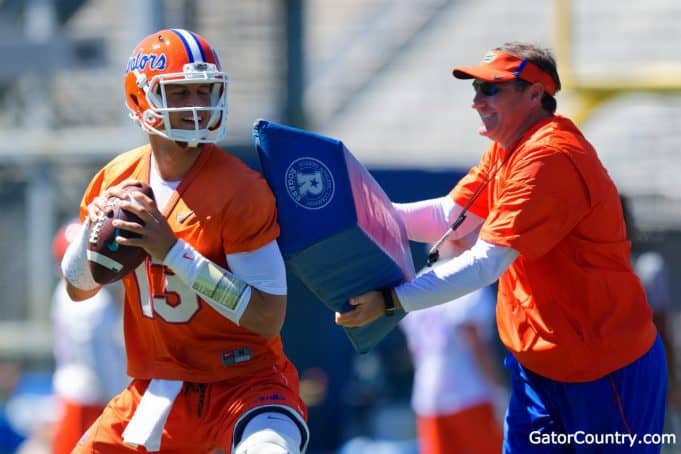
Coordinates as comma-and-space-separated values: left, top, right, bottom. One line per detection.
553, 0, 681, 124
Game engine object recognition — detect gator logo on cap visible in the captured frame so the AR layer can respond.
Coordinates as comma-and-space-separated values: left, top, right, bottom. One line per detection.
482, 51, 498, 63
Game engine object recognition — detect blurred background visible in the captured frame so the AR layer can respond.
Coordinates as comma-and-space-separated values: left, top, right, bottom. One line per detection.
1, 0, 681, 452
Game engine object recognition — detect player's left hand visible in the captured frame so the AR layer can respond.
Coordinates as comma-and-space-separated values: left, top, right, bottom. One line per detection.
335, 290, 384, 327
113, 191, 177, 261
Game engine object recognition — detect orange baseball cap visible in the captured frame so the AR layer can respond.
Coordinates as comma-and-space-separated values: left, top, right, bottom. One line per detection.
453, 50, 557, 96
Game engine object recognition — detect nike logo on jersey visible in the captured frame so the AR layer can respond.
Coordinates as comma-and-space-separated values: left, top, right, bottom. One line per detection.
176, 210, 195, 223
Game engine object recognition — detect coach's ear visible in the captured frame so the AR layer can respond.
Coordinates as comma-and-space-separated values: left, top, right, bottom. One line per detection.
529, 83, 544, 104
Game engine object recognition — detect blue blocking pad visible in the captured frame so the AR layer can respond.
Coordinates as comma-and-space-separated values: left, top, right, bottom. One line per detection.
253, 120, 415, 353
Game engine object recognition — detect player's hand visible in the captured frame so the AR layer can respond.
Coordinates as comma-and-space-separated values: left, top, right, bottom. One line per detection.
113, 190, 177, 261
335, 290, 384, 327
86, 179, 138, 223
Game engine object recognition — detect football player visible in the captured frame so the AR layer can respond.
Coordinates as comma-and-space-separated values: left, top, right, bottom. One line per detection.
60, 29, 308, 453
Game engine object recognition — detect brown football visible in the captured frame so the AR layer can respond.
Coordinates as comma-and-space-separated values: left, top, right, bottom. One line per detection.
87, 182, 155, 284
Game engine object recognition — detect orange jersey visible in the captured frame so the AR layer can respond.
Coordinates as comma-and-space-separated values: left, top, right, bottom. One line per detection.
451, 115, 656, 382
80, 145, 293, 382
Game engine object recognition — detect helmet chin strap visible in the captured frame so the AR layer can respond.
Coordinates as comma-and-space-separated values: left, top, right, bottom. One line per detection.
175, 140, 202, 150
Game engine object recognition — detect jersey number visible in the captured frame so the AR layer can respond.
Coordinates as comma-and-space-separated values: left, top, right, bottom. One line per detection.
133, 260, 200, 323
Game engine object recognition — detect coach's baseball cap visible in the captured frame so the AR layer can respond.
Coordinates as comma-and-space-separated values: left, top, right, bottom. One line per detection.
453, 50, 557, 96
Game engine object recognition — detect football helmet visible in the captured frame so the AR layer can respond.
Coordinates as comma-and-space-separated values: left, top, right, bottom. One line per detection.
124, 28, 229, 145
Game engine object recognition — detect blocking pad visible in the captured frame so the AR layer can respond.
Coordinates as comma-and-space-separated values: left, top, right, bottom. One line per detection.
253, 120, 415, 353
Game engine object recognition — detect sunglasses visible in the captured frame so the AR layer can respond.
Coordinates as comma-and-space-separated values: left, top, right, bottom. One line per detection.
472, 80, 499, 96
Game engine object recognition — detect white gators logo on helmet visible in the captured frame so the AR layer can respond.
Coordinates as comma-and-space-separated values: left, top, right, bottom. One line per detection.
285, 157, 335, 210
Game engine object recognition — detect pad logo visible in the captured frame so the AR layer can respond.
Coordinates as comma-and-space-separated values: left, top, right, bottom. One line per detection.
285, 158, 335, 210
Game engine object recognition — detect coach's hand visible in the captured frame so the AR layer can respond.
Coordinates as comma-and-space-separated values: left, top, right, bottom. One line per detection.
335, 290, 384, 327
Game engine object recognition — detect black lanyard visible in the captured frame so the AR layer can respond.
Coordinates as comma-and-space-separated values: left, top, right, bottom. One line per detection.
426, 149, 514, 266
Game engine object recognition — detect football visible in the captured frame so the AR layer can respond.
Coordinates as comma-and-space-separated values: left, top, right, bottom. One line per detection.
87, 182, 155, 284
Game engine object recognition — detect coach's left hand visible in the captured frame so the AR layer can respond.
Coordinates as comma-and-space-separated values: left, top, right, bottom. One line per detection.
335, 290, 384, 327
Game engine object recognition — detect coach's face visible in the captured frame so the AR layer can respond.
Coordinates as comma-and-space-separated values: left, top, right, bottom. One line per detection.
471, 79, 542, 150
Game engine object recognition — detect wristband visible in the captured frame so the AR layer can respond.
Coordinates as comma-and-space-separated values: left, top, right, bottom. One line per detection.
381, 287, 397, 316
61, 219, 99, 291
163, 240, 251, 324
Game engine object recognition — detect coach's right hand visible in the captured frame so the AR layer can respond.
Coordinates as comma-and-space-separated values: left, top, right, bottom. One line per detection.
335, 290, 386, 327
